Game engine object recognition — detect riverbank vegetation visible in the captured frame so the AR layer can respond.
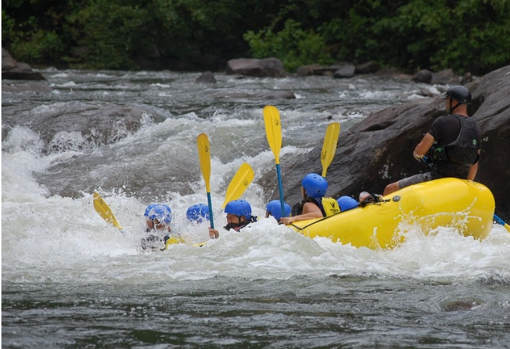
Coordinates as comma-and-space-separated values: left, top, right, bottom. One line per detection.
3, 0, 509, 74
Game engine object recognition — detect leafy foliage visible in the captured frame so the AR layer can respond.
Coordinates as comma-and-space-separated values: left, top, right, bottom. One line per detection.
64, 0, 146, 69
2, 0, 509, 73
244, 19, 334, 72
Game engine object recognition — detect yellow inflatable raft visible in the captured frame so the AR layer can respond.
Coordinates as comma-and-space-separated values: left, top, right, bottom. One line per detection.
287, 178, 495, 249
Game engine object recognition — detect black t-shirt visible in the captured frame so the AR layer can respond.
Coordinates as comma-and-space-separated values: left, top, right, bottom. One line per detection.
426, 114, 482, 178
428, 114, 482, 148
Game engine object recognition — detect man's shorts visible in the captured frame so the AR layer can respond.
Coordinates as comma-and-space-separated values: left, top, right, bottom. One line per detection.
398, 172, 432, 190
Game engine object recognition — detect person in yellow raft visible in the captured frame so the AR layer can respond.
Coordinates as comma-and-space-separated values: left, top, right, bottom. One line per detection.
281, 173, 339, 225
383, 85, 481, 195
265, 200, 291, 222
208, 199, 258, 239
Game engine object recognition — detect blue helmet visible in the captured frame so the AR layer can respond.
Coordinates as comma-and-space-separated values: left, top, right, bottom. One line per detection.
302, 173, 328, 198
148, 204, 172, 224
144, 204, 157, 217
337, 196, 358, 212
266, 200, 291, 220
186, 203, 210, 223
224, 200, 252, 219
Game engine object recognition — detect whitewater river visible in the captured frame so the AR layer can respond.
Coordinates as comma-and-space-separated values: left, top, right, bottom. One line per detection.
2, 69, 509, 348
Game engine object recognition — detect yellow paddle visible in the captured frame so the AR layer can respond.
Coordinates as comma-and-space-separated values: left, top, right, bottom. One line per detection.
321, 122, 340, 178
93, 192, 123, 231
221, 162, 255, 209
263, 105, 287, 219
94, 192, 188, 248
166, 163, 255, 249
197, 133, 215, 229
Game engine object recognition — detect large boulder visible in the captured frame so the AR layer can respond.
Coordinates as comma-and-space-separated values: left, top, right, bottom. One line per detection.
264, 65, 510, 221
355, 61, 380, 74
2, 48, 46, 81
333, 63, 356, 79
1, 102, 164, 154
195, 71, 217, 84
226, 58, 286, 77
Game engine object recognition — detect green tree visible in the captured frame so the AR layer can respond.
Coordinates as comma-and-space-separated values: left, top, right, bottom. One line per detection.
244, 19, 334, 72
2, 0, 509, 73
64, 0, 146, 69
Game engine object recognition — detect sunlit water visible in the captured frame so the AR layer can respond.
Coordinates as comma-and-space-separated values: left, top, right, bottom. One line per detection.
2, 69, 510, 348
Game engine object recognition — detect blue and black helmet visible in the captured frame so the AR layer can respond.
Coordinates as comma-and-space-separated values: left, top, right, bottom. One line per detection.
266, 200, 291, 220
337, 196, 358, 212
224, 200, 252, 219
302, 173, 328, 198
186, 203, 210, 223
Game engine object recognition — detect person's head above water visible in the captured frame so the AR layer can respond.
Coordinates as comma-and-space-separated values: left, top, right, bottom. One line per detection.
145, 204, 172, 231
337, 196, 358, 212
186, 203, 210, 223
265, 200, 291, 221
301, 173, 328, 198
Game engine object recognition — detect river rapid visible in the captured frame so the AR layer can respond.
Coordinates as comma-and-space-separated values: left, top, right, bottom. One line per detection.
2, 69, 510, 348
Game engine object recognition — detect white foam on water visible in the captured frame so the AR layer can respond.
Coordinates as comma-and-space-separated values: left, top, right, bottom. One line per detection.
3, 105, 509, 287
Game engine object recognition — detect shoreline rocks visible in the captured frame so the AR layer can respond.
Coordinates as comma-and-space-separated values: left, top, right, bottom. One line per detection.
2, 48, 46, 81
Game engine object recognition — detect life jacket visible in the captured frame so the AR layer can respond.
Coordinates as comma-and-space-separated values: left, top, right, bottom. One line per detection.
321, 197, 341, 216
292, 197, 340, 217
428, 115, 480, 178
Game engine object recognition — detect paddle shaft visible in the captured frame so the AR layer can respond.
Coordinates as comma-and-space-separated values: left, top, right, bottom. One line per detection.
206, 192, 214, 229
197, 133, 215, 229
275, 163, 285, 216
493, 214, 510, 233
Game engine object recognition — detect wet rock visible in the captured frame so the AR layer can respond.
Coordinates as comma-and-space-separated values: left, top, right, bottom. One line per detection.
461, 72, 473, 85
355, 61, 380, 74
298, 62, 356, 77
333, 64, 356, 79
375, 67, 412, 80
412, 69, 433, 84
2, 48, 46, 81
297, 61, 378, 77
2, 83, 52, 93
209, 90, 295, 100
443, 301, 479, 312
262, 91, 295, 99
431, 69, 461, 85
226, 58, 286, 77
297, 64, 323, 76
195, 71, 217, 84
2, 102, 166, 154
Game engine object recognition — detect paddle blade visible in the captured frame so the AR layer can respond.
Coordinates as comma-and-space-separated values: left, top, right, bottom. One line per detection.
263, 105, 282, 164
197, 133, 212, 192
164, 236, 186, 249
321, 122, 340, 178
93, 192, 122, 230
222, 163, 255, 209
